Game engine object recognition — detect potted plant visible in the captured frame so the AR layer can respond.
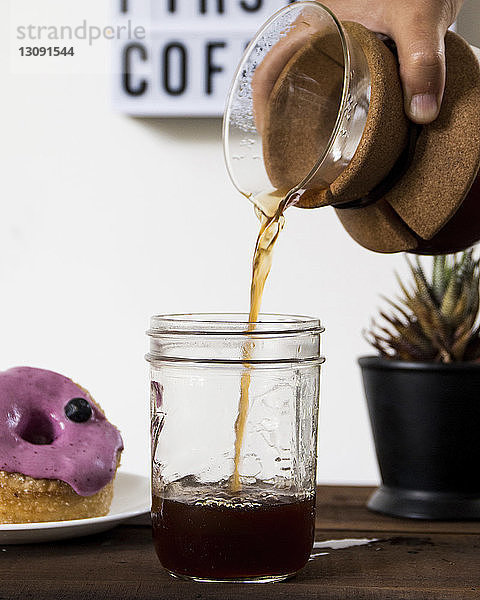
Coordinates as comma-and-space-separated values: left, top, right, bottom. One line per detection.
360, 250, 480, 519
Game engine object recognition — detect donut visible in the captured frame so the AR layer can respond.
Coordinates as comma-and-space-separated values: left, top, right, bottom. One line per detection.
0, 367, 123, 524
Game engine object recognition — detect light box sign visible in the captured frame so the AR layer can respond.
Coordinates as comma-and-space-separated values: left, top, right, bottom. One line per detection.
112, 0, 296, 116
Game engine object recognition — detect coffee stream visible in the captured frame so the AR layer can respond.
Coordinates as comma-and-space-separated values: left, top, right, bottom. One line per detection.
152, 191, 309, 578
230, 189, 294, 493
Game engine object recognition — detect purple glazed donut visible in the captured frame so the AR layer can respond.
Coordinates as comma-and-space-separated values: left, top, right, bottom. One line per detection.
0, 367, 124, 523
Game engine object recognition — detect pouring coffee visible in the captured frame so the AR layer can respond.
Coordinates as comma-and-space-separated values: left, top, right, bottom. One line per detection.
223, 0, 480, 255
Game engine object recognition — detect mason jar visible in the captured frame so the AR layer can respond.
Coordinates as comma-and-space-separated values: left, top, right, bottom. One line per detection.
147, 313, 324, 583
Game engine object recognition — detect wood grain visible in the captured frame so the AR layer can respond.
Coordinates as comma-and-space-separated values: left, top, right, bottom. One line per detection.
1, 486, 479, 599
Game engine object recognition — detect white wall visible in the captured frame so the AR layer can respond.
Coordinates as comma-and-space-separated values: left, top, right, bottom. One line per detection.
458, 0, 480, 47
0, 1, 476, 485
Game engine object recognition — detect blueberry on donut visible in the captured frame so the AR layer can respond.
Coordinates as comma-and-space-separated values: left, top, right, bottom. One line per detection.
0, 367, 123, 524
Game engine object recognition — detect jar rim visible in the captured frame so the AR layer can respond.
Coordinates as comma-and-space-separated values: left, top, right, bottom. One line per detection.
147, 313, 324, 336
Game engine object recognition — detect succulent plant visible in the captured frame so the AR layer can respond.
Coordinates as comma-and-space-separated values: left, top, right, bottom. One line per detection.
366, 250, 480, 363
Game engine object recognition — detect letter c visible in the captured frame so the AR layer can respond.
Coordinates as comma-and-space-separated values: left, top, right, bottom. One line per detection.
122, 43, 148, 97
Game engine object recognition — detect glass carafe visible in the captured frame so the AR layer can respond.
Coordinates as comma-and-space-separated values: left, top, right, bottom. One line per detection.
223, 0, 371, 214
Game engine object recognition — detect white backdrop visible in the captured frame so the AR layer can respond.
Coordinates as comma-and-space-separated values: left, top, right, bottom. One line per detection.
1, 0, 476, 485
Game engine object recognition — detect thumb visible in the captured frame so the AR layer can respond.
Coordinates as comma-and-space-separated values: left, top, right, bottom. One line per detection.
394, 25, 446, 124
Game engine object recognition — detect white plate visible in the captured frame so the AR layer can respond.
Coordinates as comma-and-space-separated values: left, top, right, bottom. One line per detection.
0, 472, 150, 544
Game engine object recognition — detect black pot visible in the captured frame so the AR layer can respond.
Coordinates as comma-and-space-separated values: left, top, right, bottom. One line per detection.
359, 356, 480, 519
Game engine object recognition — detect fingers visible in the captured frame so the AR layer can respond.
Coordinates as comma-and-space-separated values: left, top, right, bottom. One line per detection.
392, 22, 447, 124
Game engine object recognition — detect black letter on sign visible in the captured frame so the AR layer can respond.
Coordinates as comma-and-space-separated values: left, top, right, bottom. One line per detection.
206, 42, 225, 94
240, 0, 262, 11
168, 0, 177, 12
121, 0, 128, 13
122, 43, 148, 96
200, 0, 225, 14
163, 43, 187, 96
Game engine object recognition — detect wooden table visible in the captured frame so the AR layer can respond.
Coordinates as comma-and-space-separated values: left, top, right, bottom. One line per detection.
2, 486, 479, 599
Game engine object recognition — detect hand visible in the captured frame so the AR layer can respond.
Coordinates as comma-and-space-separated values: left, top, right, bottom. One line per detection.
323, 0, 464, 124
